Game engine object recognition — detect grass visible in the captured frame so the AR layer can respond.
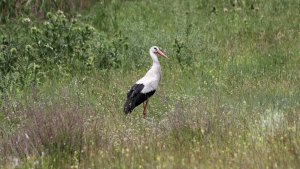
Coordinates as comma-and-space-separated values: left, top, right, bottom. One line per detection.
1, 0, 300, 168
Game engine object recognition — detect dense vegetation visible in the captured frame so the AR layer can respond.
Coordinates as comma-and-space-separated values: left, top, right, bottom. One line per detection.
1, 0, 299, 168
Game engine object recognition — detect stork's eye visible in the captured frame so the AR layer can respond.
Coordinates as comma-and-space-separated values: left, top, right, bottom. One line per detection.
154, 47, 157, 50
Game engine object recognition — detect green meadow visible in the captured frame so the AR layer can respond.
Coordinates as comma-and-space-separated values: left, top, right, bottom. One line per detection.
0, 0, 299, 168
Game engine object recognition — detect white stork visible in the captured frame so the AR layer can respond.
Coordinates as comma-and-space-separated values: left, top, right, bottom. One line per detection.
124, 46, 168, 118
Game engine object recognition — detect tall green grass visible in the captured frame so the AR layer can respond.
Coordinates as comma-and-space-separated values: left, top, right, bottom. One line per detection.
1, 0, 300, 168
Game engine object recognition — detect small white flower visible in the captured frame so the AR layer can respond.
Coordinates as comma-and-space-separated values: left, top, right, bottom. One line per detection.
22, 18, 31, 23
44, 21, 50, 26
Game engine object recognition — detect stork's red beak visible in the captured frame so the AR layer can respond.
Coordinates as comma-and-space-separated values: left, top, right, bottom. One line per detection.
156, 50, 169, 59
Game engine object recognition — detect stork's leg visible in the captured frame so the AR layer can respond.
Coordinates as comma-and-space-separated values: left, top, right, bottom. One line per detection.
143, 99, 149, 118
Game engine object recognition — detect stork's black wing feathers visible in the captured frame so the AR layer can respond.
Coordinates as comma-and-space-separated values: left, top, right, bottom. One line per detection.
124, 84, 144, 114
124, 84, 155, 114
127, 84, 144, 98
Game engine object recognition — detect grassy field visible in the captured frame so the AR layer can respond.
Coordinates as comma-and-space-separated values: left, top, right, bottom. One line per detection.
1, 0, 300, 168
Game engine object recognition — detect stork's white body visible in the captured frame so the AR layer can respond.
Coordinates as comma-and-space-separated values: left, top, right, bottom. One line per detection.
136, 63, 161, 93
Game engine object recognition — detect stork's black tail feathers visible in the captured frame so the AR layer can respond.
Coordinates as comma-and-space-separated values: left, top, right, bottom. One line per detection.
124, 84, 144, 114
124, 99, 134, 114
124, 84, 155, 114
124, 91, 155, 114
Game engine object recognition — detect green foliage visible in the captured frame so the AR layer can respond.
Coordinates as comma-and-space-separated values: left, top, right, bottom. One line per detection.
29, 11, 96, 74
0, 10, 128, 93
173, 38, 194, 69
94, 32, 129, 70
0, 11, 93, 91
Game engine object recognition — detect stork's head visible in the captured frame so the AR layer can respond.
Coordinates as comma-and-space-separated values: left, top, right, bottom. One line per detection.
150, 46, 169, 59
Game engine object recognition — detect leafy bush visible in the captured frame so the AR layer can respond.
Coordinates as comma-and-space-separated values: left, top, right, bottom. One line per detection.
30, 11, 96, 73
0, 11, 91, 91
0, 10, 128, 94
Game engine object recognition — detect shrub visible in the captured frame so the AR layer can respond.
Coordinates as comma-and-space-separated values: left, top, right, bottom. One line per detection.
0, 10, 128, 94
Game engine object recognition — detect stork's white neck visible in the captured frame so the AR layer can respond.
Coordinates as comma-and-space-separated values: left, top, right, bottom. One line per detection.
135, 49, 162, 93
150, 50, 160, 65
